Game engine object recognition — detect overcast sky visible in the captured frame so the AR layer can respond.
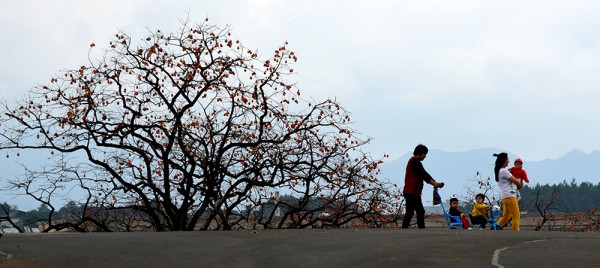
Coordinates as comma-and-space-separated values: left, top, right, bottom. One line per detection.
2, 0, 600, 164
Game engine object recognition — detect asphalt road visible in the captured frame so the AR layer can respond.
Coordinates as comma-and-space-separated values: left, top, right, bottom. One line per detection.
1, 228, 599, 268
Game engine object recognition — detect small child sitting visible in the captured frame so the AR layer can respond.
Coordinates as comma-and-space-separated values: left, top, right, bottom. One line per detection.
470, 193, 491, 229
449, 197, 471, 229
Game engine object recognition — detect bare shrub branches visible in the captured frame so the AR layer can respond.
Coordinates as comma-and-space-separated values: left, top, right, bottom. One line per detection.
1, 20, 399, 231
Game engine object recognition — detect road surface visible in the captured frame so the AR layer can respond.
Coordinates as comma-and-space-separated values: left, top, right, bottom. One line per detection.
1, 228, 599, 267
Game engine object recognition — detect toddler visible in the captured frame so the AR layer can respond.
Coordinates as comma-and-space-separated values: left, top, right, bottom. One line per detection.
470, 193, 491, 229
509, 158, 529, 200
449, 197, 471, 229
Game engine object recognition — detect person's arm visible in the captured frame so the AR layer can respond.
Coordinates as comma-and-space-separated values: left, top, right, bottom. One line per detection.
412, 160, 443, 188
451, 208, 466, 218
448, 208, 460, 217
476, 203, 491, 211
423, 170, 444, 188
509, 175, 523, 189
522, 170, 529, 183
427, 175, 444, 188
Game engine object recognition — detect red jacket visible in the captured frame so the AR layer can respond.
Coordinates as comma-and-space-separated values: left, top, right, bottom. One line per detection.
403, 156, 435, 195
508, 167, 529, 183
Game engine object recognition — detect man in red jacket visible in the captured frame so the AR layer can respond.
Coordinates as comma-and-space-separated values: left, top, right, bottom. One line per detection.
402, 144, 444, 229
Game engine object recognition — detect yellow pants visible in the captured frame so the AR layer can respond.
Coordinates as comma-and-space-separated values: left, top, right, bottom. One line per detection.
497, 197, 520, 231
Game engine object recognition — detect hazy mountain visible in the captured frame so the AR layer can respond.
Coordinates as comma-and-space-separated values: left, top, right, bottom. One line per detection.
525, 149, 600, 183
379, 148, 600, 205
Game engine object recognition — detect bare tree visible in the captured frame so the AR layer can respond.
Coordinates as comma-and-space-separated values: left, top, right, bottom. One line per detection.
0, 202, 24, 233
0, 20, 396, 231
3, 159, 118, 232
460, 171, 500, 207
529, 186, 560, 231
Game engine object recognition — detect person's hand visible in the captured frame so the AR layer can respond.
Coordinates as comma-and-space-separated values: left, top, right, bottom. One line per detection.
434, 181, 444, 188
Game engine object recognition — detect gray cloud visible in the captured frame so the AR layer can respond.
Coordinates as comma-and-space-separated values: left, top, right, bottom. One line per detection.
2, 0, 600, 164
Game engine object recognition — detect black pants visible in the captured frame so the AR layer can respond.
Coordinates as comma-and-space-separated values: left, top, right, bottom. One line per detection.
402, 193, 425, 228
470, 215, 487, 228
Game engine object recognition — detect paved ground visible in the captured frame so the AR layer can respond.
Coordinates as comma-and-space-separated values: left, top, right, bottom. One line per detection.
1, 228, 599, 268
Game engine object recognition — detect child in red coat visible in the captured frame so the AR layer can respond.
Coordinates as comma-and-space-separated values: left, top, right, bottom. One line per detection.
509, 158, 529, 200
509, 158, 529, 183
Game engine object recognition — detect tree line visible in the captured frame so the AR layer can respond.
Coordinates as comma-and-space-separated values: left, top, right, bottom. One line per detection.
519, 179, 600, 213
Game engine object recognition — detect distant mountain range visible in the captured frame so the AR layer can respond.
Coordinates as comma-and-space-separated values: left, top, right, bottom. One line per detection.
379, 148, 600, 204
4, 147, 599, 210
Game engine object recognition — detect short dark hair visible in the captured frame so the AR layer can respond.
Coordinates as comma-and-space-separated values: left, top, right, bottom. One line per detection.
475, 193, 485, 200
413, 144, 428, 156
450, 197, 458, 203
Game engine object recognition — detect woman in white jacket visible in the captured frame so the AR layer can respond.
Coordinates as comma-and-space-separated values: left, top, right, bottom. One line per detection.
493, 152, 524, 231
